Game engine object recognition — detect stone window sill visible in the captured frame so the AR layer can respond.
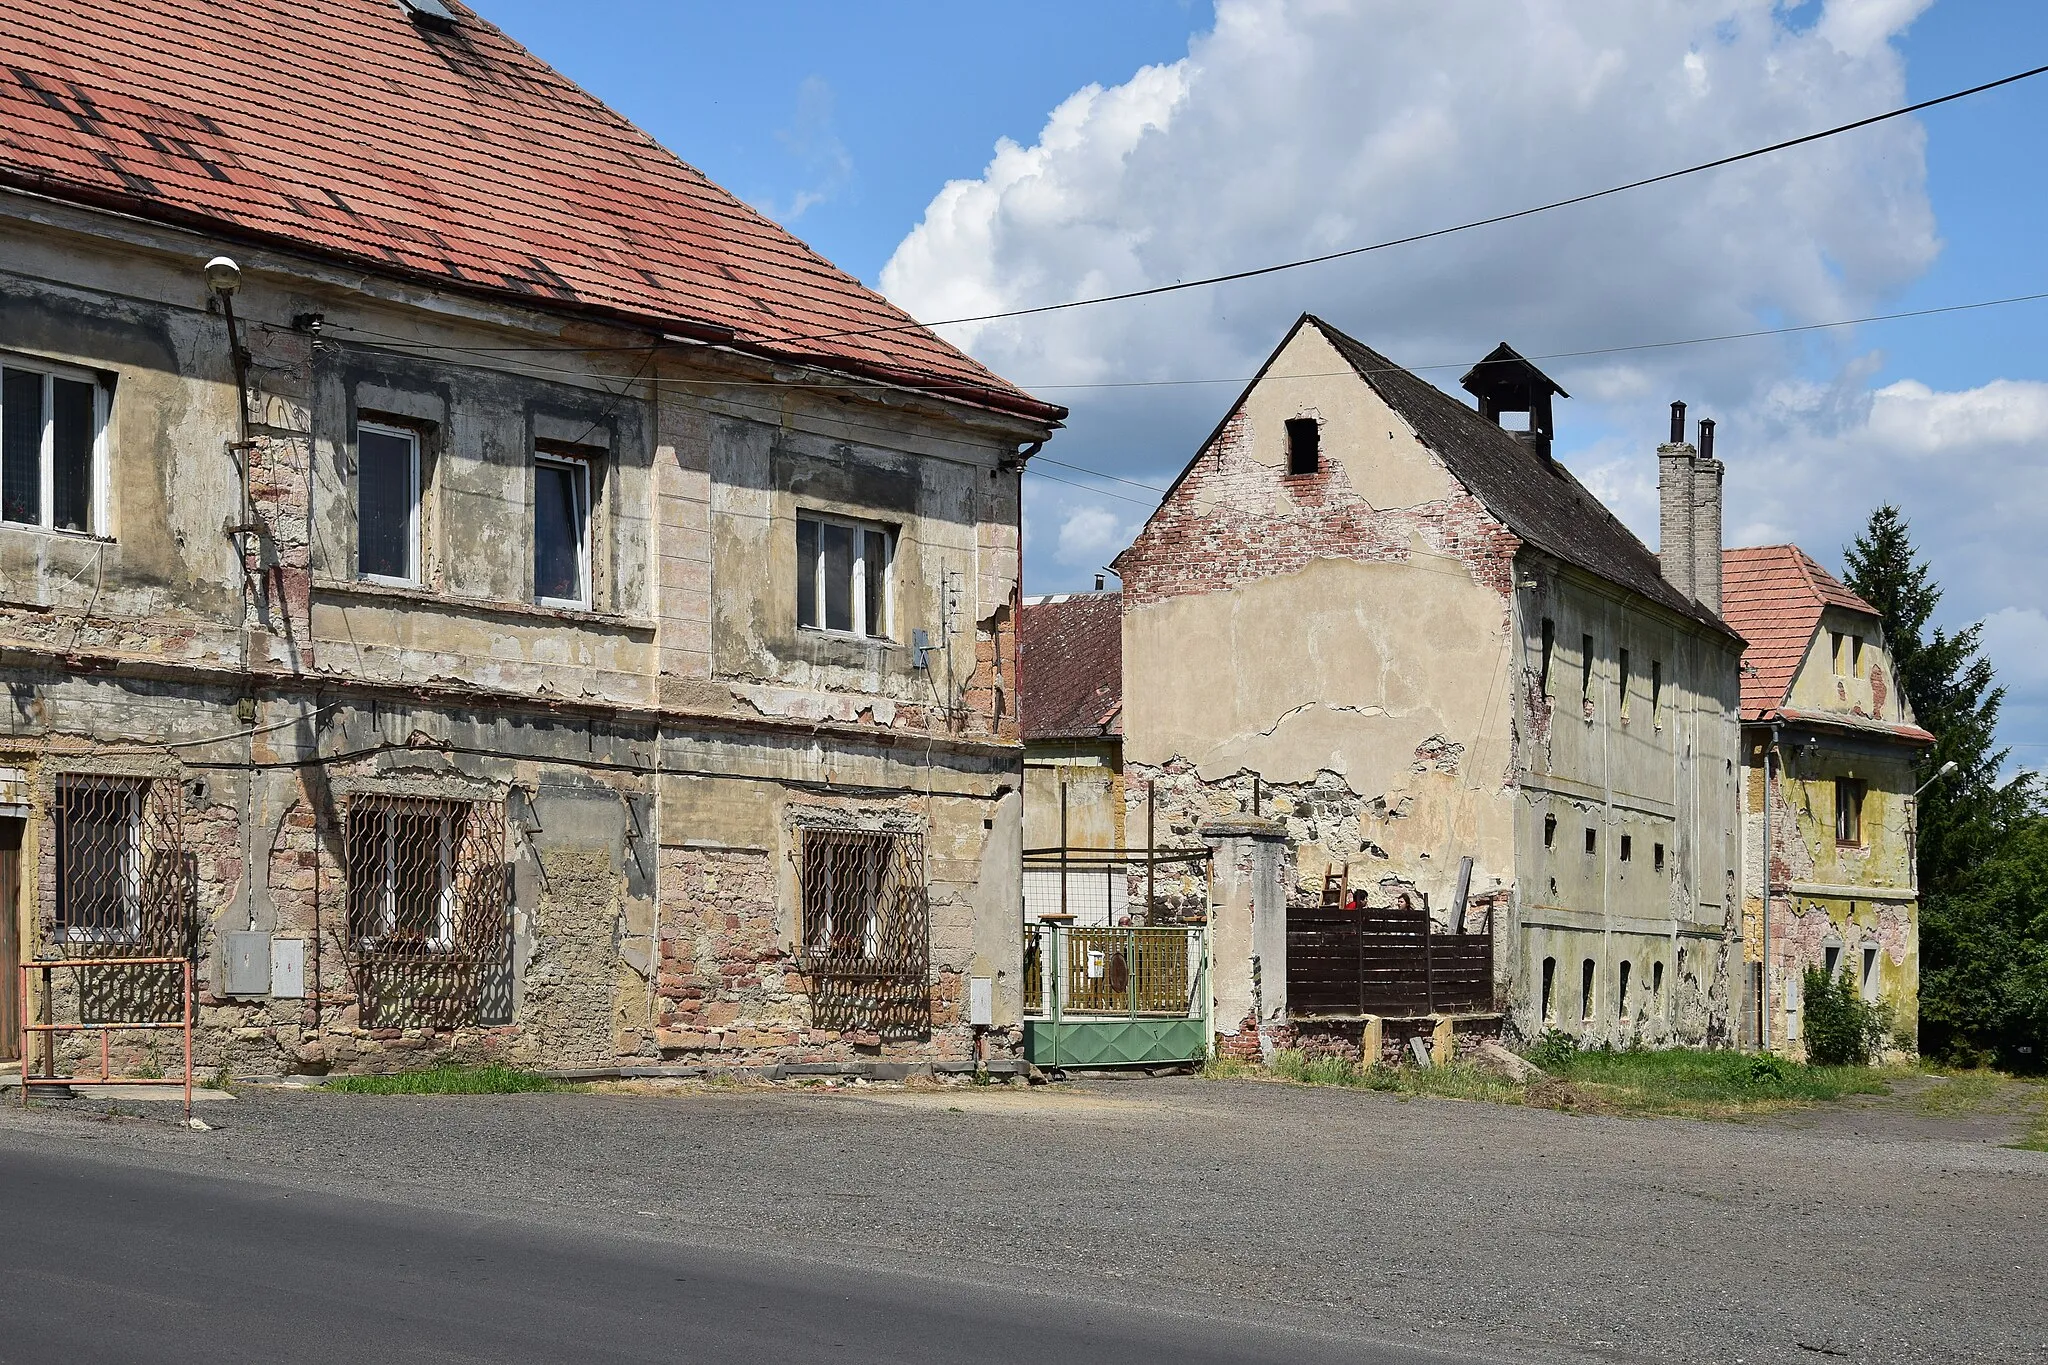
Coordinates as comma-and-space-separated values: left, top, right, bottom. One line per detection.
314, 577, 655, 633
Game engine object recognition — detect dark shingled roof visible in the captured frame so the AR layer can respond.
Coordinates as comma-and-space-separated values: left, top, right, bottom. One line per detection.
1019, 592, 1122, 742
1309, 316, 1736, 637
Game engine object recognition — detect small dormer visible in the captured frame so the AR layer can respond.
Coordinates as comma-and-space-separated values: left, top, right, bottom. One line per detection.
1461, 342, 1568, 459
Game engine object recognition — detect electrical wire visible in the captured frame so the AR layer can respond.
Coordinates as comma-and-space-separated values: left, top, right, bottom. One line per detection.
755, 62, 2048, 346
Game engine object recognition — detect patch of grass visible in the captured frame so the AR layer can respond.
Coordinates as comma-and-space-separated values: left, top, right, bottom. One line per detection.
1546, 1047, 1889, 1119
2017, 1101, 2048, 1153
1210, 1044, 1891, 1120
322, 1064, 560, 1095
1916, 1069, 2011, 1117
1199, 1054, 1261, 1080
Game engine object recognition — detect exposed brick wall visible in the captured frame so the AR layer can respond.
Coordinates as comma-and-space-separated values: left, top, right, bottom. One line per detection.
1117, 411, 1521, 611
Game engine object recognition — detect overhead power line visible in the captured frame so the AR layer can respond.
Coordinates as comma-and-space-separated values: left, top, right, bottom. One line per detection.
759, 62, 2048, 348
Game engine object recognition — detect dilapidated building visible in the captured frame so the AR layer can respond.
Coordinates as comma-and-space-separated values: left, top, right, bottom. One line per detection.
1111, 315, 1745, 1052
1721, 546, 1930, 1054
1018, 588, 1125, 923
0, 0, 1061, 1081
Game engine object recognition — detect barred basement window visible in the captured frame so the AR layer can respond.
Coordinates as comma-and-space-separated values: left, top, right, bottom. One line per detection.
797, 827, 929, 1033
55, 776, 143, 941
343, 794, 507, 1028
347, 797, 463, 949
52, 774, 190, 954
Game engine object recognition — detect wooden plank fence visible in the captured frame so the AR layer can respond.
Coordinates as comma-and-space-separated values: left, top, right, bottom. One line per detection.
1286, 902, 1493, 1017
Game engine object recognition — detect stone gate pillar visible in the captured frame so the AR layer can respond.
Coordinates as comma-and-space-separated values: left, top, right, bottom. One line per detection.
1201, 816, 1289, 1061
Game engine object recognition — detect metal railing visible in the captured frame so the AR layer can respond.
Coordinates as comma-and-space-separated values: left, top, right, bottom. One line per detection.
18, 956, 193, 1122
1025, 922, 1206, 1021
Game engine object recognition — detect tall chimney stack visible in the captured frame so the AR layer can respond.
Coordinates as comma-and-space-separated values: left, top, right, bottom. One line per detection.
1658, 401, 1696, 599
1692, 418, 1723, 613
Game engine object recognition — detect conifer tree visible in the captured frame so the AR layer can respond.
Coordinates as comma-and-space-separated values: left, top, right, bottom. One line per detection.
1843, 507, 2041, 1063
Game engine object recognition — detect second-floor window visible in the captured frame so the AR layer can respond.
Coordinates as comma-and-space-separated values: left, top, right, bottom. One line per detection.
1835, 778, 1866, 846
357, 422, 420, 583
797, 513, 892, 639
534, 451, 593, 609
2, 360, 104, 535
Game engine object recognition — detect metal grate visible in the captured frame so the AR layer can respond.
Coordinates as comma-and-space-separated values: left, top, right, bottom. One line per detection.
798, 828, 929, 1035
53, 775, 192, 958
343, 794, 506, 1028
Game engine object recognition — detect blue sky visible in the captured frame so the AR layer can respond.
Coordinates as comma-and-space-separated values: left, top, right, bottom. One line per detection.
476, 1, 2047, 765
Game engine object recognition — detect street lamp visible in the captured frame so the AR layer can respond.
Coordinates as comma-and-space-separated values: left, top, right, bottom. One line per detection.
1914, 760, 1960, 799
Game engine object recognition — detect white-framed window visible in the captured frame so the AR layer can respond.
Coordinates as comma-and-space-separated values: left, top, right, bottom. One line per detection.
54, 775, 143, 942
345, 797, 460, 951
533, 451, 592, 609
796, 512, 892, 639
1, 357, 107, 536
356, 421, 421, 584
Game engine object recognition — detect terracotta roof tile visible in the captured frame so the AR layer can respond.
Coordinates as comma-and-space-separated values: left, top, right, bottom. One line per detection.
0, 0, 1062, 422
1722, 544, 1882, 718
1019, 592, 1122, 742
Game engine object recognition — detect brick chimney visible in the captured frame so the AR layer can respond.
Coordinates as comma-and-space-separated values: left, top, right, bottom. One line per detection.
1658, 401, 1696, 598
1691, 418, 1723, 614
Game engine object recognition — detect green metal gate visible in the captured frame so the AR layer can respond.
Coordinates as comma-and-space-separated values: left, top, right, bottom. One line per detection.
1023, 923, 1210, 1068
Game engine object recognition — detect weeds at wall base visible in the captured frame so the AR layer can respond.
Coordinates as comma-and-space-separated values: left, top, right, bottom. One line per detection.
1207, 1045, 1896, 1120
320, 1065, 562, 1095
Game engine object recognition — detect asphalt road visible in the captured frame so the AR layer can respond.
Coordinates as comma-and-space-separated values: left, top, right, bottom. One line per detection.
0, 1142, 1477, 1365
0, 1076, 2042, 1363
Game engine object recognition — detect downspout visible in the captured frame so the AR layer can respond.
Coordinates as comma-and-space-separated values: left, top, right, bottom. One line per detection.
1761, 719, 1780, 1051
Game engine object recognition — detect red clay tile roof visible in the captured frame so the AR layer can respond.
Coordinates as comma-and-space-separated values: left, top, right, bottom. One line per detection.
1020, 592, 1122, 742
0, 0, 1062, 423
1722, 544, 1882, 718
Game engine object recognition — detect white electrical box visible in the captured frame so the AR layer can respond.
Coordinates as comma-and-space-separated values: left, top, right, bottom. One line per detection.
1086, 948, 1105, 980
271, 937, 305, 998
968, 976, 993, 1027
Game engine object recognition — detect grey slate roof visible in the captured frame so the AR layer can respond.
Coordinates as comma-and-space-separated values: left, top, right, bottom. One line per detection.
1308, 316, 1735, 636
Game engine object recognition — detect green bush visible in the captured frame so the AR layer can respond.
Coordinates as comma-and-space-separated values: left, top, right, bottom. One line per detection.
1803, 966, 1888, 1066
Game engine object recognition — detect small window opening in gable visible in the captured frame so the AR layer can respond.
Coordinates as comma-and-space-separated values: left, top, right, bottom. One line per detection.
1539, 618, 1555, 696
1831, 631, 1847, 676
1618, 960, 1632, 1017
1651, 660, 1664, 726
1543, 812, 1557, 849
1540, 956, 1557, 1024
1653, 841, 1666, 873
1580, 958, 1596, 1023
1580, 634, 1595, 705
1284, 417, 1321, 475
1823, 943, 1842, 979
1861, 945, 1880, 1001
1619, 834, 1633, 863
1584, 826, 1597, 855
1651, 960, 1666, 1015
1850, 635, 1865, 678
1618, 648, 1632, 720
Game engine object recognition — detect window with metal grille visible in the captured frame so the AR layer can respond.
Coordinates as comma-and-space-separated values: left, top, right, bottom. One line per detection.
55, 776, 143, 941
2, 358, 105, 535
347, 797, 466, 951
797, 828, 928, 1032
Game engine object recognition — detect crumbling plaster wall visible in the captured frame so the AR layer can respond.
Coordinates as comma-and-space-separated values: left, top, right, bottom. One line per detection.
1507, 562, 1743, 1047
1118, 323, 1523, 918
1740, 730, 1920, 1054
0, 199, 1041, 1077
